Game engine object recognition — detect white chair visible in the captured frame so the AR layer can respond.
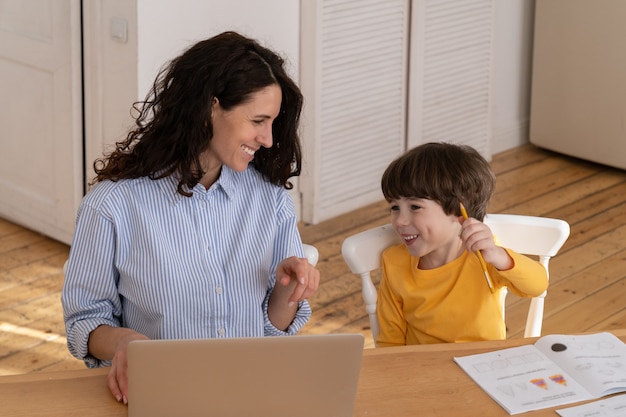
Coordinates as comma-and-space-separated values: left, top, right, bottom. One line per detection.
341, 214, 570, 344
341, 224, 399, 343
483, 214, 570, 337
303, 244, 319, 266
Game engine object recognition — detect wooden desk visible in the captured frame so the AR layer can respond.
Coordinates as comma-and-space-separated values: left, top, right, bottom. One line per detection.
3, 330, 626, 417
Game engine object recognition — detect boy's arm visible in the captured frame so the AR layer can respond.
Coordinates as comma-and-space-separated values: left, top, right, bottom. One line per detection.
492, 249, 549, 297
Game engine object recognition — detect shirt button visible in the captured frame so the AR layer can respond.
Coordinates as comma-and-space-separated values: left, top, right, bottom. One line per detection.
216, 286, 223, 294
218, 328, 225, 336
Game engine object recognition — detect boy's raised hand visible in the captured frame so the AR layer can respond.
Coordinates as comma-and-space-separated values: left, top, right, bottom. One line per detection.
460, 216, 513, 271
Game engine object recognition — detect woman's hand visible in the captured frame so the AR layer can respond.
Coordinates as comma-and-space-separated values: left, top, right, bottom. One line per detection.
276, 256, 320, 304
108, 331, 149, 404
268, 256, 320, 330
88, 325, 149, 404
459, 216, 513, 271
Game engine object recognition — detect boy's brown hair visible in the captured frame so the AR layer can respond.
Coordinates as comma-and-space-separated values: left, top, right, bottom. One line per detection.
381, 142, 496, 220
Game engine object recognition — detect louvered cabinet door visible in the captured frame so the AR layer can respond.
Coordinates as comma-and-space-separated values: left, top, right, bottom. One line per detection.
300, 0, 410, 224
299, 0, 494, 225
408, 0, 494, 159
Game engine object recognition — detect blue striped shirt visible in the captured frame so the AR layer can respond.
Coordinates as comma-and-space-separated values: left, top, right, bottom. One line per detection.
62, 165, 311, 367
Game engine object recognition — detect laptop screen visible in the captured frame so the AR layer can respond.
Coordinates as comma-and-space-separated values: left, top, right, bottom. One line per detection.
127, 333, 364, 417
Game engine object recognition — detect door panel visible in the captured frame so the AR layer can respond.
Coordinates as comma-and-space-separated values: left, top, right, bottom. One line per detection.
0, 0, 82, 245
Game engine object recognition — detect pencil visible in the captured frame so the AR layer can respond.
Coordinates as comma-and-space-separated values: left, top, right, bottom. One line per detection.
460, 202, 495, 293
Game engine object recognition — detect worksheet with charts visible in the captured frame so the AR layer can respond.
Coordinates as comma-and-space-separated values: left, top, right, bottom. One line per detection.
454, 332, 626, 415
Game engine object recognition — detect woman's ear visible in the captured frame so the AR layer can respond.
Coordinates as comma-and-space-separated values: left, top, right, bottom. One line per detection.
210, 97, 220, 120
210, 96, 220, 113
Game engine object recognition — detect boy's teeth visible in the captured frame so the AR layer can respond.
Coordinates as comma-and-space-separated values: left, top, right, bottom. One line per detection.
404, 235, 418, 240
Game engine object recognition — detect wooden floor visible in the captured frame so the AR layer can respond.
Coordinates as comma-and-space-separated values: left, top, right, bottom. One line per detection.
1, 144, 626, 375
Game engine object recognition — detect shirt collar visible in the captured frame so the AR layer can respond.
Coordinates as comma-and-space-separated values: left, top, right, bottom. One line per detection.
156, 166, 240, 205
214, 165, 238, 199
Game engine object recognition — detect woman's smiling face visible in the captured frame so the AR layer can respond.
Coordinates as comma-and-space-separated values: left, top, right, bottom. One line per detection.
200, 84, 282, 185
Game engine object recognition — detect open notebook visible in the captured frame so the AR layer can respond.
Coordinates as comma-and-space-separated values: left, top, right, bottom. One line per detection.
127, 333, 364, 417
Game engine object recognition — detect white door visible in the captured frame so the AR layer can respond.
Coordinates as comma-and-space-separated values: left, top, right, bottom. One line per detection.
0, 0, 83, 245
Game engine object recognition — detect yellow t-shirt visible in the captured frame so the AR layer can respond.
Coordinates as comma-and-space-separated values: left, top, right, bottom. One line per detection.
375, 244, 549, 347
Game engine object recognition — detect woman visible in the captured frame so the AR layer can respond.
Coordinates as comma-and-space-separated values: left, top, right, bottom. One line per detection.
62, 31, 319, 404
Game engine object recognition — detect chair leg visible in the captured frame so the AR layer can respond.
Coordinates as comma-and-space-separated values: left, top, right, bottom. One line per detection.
524, 296, 545, 338
360, 273, 379, 344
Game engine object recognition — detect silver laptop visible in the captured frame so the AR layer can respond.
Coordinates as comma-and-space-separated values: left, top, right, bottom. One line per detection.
127, 333, 364, 417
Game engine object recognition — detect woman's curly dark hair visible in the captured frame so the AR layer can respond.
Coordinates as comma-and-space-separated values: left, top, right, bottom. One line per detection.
92, 31, 303, 195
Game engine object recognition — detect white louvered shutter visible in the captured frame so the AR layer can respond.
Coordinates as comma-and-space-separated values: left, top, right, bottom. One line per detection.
300, 0, 410, 224
407, 0, 494, 158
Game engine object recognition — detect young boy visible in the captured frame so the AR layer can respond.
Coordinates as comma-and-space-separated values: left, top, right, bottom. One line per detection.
376, 142, 548, 347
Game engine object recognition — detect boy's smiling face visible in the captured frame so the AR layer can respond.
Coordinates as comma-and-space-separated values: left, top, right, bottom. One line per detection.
389, 197, 464, 269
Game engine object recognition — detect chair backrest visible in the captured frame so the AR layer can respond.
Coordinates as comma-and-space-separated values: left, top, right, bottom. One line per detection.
483, 214, 570, 338
341, 224, 400, 342
303, 244, 320, 266
341, 214, 570, 344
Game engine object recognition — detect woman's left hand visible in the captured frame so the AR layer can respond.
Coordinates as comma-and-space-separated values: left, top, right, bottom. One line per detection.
275, 256, 320, 305
268, 256, 320, 331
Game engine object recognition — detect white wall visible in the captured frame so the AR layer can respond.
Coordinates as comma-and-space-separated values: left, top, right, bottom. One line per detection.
82, 0, 138, 185
135, 0, 300, 101
491, 0, 535, 153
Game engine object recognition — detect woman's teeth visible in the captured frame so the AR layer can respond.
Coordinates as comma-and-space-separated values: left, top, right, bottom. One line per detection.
242, 145, 255, 156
